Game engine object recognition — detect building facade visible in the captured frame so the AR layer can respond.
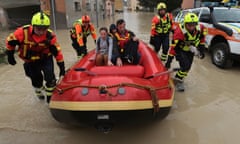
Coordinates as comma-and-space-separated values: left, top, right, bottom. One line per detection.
42, 0, 115, 28
1, 0, 199, 29
0, 0, 115, 29
0, 0, 40, 29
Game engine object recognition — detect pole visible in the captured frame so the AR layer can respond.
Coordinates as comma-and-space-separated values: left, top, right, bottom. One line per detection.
112, 0, 115, 16
95, 0, 99, 28
51, 0, 57, 32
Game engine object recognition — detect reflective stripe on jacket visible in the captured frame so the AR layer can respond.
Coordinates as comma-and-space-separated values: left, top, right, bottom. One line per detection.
151, 13, 173, 35
72, 21, 97, 46
114, 31, 131, 53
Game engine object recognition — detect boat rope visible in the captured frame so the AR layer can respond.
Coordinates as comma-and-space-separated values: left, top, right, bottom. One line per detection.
55, 83, 171, 114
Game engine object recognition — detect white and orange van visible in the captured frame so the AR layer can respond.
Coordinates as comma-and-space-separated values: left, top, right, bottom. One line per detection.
174, 7, 240, 69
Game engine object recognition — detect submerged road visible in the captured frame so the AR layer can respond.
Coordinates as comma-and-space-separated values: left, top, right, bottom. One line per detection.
0, 11, 240, 144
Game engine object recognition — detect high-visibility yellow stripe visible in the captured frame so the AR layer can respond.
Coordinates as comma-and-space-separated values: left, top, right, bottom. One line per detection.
176, 71, 186, 78
30, 56, 40, 60
45, 87, 55, 91
49, 99, 173, 111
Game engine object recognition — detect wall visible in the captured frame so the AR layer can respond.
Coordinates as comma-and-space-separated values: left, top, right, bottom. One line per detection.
6, 5, 40, 29
65, 0, 82, 28
54, 0, 67, 28
65, 0, 105, 28
0, 7, 8, 28
182, 0, 194, 9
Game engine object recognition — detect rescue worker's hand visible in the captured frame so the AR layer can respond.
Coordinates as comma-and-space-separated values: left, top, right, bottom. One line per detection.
149, 36, 155, 45
57, 61, 65, 76
198, 45, 205, 59
198, 52, 205, 59
107, 60, 114, 66
6, 50, 16, 65
79, 45, 85, 49
116, 57, 123, 67
189, 45, 199, 56
132, 36, 138, 42
165, 55, 174, 69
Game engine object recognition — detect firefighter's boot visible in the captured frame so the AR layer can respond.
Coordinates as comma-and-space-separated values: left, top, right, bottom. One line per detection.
173, 78, 185, 92
34, 87, 45, 100
45, 85, 56, 103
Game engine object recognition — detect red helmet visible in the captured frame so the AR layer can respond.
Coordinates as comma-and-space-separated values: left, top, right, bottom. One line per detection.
82, 15, 90, 23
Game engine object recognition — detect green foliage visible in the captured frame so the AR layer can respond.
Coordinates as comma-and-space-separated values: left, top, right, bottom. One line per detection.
137, 0, 183, 12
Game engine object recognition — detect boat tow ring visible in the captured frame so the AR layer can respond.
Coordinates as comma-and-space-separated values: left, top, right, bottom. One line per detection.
99, 85, 107, 94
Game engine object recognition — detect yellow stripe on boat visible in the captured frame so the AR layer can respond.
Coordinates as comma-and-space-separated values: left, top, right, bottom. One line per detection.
49, 99, 173, 111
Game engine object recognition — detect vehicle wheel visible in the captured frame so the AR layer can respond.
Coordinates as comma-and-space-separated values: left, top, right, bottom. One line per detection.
211, 42, 233, 69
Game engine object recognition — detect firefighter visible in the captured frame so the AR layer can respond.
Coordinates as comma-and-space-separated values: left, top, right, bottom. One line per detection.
5, 12, 65, 103
150, 2, 173, 62
165, 12, 207, 91
70, 15, 97, 59
113, 19, 140, 66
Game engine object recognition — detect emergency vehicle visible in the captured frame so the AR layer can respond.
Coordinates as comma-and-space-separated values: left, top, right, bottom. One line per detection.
174, 7, 240, 68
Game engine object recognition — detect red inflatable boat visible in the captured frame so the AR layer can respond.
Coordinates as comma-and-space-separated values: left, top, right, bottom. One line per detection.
49, 41, 175, 130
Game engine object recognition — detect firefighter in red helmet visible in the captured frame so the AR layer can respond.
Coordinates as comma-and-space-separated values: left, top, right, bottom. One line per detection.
5, 12, 65, 103
70, 15, 97, 59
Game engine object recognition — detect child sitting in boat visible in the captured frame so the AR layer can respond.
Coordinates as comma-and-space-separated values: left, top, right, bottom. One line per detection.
95, 27, 114, 66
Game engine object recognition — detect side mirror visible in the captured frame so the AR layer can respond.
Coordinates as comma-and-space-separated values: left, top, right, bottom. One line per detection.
200, 15, 210, 23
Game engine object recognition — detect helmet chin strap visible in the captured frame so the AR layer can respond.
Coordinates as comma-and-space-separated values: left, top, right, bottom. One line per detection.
160, 14, 165, 17
158, 11, 166, 17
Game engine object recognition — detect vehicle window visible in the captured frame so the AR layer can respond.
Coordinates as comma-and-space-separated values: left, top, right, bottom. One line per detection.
201, 2, 219, 7
191, 9, 200, 17
175, 11, 188, 23
199, 9, 210, 23
201, 8, 210, 16
214, 9, 240, 23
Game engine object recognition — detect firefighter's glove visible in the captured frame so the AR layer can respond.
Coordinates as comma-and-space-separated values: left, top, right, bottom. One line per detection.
198, 45, 205, 59
149, 36, 155, 45
79, 45, 86, 50
165, 55, 174, 69
198, 52, 205, 59
6, 50, 16, 65
189, 45, 199, 56
57, 61, 65, 76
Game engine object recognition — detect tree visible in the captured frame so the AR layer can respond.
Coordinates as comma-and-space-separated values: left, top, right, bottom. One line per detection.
138, 0, 183, 12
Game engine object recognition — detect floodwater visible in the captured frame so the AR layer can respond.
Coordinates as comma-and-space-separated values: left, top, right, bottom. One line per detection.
0, 11, 240, 144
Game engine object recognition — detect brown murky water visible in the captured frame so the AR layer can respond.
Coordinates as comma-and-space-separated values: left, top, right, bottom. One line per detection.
0, 11, 240, 144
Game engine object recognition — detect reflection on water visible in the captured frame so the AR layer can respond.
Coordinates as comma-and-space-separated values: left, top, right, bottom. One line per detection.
0, 11, 240, 144
96, 11, 154, 42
